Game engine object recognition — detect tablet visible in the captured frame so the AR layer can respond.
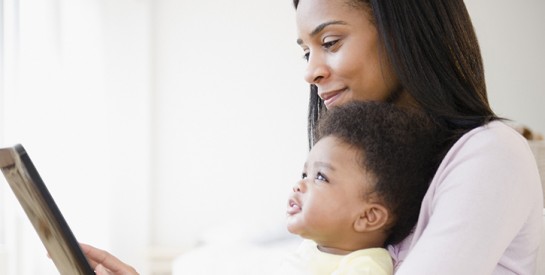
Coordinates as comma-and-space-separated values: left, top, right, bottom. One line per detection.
0, 144, 94, 275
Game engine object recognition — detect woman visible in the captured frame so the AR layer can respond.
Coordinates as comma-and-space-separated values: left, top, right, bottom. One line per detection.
85, 0, 543, 274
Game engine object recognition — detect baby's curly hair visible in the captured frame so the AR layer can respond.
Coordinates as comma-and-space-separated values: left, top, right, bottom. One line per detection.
316, 102, 444, 245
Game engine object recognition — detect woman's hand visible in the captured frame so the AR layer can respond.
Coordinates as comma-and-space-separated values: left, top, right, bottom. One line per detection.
80, 243, 139, 275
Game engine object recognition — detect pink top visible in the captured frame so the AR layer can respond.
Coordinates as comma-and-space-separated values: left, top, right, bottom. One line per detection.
389, 121, 544, 274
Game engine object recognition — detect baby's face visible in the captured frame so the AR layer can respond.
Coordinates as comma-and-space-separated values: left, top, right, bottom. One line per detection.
286, 136, 374, 246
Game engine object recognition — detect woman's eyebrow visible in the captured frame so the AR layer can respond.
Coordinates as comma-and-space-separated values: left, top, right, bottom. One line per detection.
297, 20, 348, 45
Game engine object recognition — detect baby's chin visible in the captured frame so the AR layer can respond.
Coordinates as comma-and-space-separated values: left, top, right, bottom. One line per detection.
285, 222, 300, 235
285, 219, 306, 237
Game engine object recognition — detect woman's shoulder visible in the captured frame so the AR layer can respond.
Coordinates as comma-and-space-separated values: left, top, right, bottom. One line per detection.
391, 120, 543, 274
447, 120, 530, 158
460, 120, 525, 143
433, 120, 541, 190
435, 120, 541, 188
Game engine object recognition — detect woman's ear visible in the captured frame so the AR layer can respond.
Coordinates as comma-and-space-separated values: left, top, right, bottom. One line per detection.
353, 203, 389, 233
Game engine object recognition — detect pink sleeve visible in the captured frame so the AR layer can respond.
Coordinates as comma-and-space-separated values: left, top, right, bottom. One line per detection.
392, 122, 543, 274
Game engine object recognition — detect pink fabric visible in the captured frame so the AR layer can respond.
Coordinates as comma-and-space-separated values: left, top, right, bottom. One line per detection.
389, 121, 544, 274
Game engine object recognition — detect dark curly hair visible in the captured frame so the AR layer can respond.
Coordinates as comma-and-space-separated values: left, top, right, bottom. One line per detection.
316, 102, 444, 245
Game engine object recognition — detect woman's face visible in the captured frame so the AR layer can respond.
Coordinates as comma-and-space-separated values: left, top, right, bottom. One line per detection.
295, 0, 402, 109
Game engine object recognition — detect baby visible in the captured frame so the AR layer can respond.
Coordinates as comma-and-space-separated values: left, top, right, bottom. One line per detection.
282, 102, 443, 274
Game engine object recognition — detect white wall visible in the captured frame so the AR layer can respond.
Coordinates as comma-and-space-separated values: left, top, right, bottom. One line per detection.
467, 0, 545, 134
101, 0, 153, 273
151, 0, 309, 248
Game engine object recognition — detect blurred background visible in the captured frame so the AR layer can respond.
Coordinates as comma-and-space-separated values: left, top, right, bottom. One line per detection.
0, 0, 543, 274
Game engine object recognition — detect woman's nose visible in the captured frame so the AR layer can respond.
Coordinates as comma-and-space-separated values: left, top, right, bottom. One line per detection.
303, 54, 330, 85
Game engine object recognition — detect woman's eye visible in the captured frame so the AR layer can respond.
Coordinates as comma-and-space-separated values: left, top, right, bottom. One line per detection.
322, 39, 339, 49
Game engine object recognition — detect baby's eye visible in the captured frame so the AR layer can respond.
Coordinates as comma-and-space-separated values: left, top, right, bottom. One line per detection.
302, 52, 310, 61
301, 172, 307, 179
316, 172, 328, 182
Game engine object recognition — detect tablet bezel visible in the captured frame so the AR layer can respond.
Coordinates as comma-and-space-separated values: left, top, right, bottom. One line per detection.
0, 144, 94, 275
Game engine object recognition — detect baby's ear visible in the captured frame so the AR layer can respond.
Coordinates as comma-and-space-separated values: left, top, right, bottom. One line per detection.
353, 203, 389, 233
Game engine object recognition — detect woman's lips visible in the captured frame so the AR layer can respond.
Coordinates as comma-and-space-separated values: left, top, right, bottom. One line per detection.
320, 88, 347, 108
287, 199, 301, 215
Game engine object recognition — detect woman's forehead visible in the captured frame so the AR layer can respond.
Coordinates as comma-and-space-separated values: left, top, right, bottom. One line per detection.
296, 0, 366, 29
295, 0, 371, 29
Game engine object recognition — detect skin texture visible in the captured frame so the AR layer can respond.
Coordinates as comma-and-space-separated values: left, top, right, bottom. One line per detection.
286, 136, 389, 255
296, 0, 405, 109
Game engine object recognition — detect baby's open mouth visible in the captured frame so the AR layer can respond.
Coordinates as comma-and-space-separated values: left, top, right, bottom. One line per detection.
287, 199, 301, 215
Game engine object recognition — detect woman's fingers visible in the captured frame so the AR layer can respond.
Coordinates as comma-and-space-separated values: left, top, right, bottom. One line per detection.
94, 264, 111, 275
80, 243, 138, 275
